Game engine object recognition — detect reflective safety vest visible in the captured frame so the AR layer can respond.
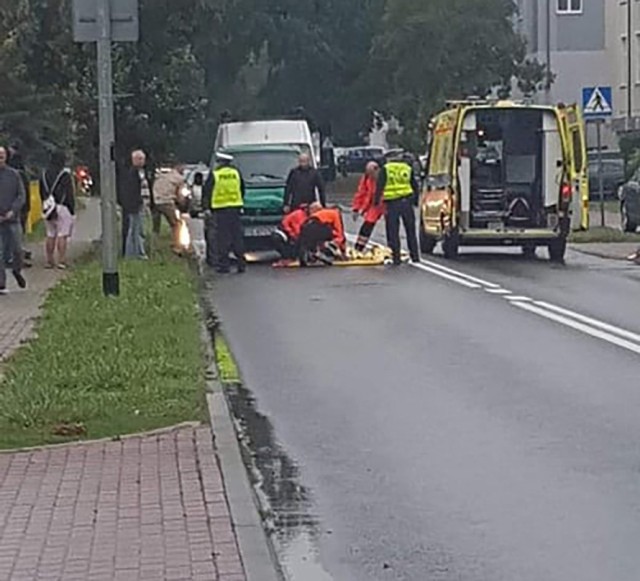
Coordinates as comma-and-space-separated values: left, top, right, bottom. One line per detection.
383, 161, 414, 201
211, 166, 243, 209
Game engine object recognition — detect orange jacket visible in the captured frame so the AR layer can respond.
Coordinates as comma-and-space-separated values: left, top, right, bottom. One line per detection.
312, 208, 346, 251
352, 174, 385, 223
281, 208, 307, 240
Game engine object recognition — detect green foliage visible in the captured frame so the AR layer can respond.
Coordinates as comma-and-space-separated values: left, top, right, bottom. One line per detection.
0, 0, 545, 165
0, 250, 206, 449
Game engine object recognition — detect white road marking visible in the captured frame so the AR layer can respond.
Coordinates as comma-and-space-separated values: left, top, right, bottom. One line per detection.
411, 262, 481, 289
533, 301, 640, 344
344, 231, 640, 356
419, 260, 501, 289
514, 302, 640, 356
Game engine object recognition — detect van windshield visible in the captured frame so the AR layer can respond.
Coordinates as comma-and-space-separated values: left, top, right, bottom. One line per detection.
231, 150, 301, 185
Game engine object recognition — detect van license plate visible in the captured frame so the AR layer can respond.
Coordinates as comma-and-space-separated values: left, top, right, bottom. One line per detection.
488, 222, 502, 231
244, 226, 276, 237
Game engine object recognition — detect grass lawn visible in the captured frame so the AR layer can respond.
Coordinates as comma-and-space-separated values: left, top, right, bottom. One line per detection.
569, 227, 640, 244
215, 334, 240, 383
0, 247, 206, 450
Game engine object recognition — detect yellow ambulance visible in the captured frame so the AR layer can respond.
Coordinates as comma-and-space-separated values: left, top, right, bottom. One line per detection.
420, 99, 589, 261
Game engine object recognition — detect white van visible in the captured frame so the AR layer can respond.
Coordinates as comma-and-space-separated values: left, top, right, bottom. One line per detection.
214, 120, 318, 166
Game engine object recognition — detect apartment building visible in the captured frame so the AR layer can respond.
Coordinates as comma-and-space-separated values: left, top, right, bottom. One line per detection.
515, 0, 613, 147
608, 1, 640, 133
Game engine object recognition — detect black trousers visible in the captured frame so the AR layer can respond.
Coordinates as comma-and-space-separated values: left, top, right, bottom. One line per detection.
355, 221, 375, 252
271, 230, 297, 259
121, 212, 130, 256
385, 197, 419, 264
204, 214, 218, 267
214, 208, 245, 270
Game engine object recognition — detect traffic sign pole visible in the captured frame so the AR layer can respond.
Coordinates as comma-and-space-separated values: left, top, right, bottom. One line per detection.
596, 119, 605, 228
97, 0, 119, 296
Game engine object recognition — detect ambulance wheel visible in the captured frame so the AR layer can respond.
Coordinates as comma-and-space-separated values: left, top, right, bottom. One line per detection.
548, 238, 567, 263
419, 229, 437, 255
442, 231, 459, 260
522, 243, 537, 259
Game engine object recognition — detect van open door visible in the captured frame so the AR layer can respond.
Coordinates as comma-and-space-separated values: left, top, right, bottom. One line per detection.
559, 105, 589, 231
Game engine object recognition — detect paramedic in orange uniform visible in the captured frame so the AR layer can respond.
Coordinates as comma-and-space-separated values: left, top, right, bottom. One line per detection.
298, 202, 346, 265
351, 161, 384, 251
271, 206, 309, 262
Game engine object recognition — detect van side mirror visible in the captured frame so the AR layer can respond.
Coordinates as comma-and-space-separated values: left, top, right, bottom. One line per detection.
194, 173, 203, 186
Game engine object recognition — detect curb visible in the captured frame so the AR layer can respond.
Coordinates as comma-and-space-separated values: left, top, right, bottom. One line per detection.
194, 257, 282, 581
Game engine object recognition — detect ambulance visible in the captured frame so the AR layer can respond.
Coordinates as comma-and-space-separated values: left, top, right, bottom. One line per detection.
420, 99, 589, 261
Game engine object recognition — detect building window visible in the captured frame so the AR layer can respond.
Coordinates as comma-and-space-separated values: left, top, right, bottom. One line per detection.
557, 0, 582, 14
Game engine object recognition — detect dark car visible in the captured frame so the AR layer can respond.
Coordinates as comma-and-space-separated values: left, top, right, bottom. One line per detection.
618, 169, 640, 233
588, 157, 625, 200
338, 146, 385, 175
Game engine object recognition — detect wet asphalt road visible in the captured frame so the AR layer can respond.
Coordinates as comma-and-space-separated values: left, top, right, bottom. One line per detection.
208, 241, 640, 581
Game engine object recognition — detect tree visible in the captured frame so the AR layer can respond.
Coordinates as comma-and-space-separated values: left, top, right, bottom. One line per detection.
369, 0, 542, 147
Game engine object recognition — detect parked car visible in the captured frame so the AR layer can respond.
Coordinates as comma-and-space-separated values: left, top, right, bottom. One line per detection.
618, 170, 640, 233
339, 146, 385, 175
588, 157, 625, 200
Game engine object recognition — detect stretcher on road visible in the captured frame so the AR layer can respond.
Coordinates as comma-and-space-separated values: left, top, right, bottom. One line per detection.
272, 245, 409, 268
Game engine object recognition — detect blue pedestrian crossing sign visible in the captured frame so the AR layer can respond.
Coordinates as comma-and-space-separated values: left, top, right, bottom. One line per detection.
582, 86, 613, 119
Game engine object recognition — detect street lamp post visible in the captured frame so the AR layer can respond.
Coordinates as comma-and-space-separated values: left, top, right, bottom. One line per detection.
628, 0, 633, 123
545, 0, 552, 105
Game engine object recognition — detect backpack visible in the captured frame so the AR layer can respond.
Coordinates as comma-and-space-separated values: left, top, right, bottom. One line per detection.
41, 169, 69, 221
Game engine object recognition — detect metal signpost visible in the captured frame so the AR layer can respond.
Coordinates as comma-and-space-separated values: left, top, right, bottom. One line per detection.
73, 0, 139, 296
582, 86, 613, 228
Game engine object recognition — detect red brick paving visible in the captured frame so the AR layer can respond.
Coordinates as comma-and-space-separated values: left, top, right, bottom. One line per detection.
0, 426, 247, 581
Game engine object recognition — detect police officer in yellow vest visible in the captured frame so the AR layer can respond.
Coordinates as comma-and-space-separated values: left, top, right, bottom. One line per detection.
203, 152, 246, 274
374, 155, 420, 265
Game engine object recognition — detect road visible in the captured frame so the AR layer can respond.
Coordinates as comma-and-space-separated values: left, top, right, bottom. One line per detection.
207, 236, 640, 581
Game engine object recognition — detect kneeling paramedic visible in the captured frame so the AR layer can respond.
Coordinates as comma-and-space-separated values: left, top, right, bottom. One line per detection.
352, 161, 384, 252
299, 203, 346, 266
203, 152, 246, 274
374, 156, 420, 265
271, 205, 309, 263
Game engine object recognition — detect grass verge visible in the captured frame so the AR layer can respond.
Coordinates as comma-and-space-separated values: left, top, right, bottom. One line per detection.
215, 334, 240, 383
0, 246, 206, 450
569, 227, 640, 244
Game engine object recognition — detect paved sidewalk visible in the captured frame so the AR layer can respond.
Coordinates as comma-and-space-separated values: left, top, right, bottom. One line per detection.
0, 198, 100, 362
0, 426, 246, 581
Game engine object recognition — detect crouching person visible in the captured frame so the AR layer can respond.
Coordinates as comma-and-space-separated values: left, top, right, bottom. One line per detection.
298, 203, 346, 266
271, 205, 309, 265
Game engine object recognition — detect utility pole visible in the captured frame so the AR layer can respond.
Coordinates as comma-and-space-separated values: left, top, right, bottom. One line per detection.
73, 0, 138, 296
96, 0, 119, 296
545, 0, 552, 105
628, 0, 633, 123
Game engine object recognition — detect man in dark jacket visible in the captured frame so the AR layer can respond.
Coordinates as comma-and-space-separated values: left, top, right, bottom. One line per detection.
283, 153, 325, 212
8, 144, 31, 266
0, 146, 27, 293
117, 149, 152, 256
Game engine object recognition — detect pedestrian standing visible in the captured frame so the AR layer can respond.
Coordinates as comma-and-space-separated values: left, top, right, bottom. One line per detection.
118, 149, 151, 259
374, 155, 420, 265
352, 161, 384, 252
40, 150, 75, 269
8, 143, 32, 267
202, 153, 246, 274
0, 146, 27, 294
283, 153, 325, 212
151, 162, 184, 253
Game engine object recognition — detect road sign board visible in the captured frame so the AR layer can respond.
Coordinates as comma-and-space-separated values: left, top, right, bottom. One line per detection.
73, 0, 139, 43
582, 86, 613, 119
